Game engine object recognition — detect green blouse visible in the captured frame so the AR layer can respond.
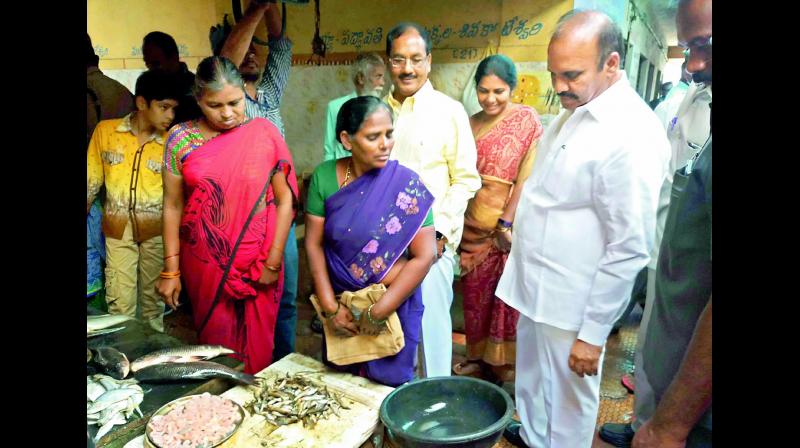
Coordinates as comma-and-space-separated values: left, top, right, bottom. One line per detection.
306, 159, 435, 227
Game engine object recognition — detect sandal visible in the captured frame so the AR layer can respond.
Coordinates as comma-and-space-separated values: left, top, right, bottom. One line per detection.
452, 361, 483, 377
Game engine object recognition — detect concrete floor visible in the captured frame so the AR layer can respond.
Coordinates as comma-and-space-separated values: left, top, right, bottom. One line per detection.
163, 281, 642, 448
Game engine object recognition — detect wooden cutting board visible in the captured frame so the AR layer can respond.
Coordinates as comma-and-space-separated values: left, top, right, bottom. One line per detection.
221, 353, 394, 448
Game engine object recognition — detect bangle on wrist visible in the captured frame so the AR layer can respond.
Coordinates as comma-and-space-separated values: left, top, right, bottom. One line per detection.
163, 253, 180, 261
265, 262, 282, 272
321, 301, 340, 319
367, 303, 388, 326
160, 270, 181, 279
497, 218, 513, 229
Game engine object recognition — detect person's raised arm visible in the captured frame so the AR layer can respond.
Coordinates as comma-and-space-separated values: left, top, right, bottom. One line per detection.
263, 0, 282, 39
219, 1, 272, 67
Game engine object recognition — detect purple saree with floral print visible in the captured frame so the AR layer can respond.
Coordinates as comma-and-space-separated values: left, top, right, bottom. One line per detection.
323, 160, 434, 386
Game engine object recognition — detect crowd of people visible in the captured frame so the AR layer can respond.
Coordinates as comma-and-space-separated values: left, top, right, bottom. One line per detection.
87, 0, 712, 446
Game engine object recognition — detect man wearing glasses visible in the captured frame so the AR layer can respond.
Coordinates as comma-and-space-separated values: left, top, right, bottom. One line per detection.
384, 22, 481, 378
599, 0, 712, 447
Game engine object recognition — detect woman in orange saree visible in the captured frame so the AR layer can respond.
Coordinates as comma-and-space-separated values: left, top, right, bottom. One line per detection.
455, 55, 543, 383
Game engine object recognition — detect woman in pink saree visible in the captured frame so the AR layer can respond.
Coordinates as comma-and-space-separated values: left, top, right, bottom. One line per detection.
455, 55, 542, 383
157, 57, 297, 374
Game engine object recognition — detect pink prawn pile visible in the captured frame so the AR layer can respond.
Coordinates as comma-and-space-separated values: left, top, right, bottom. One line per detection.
148, 393, 241, 448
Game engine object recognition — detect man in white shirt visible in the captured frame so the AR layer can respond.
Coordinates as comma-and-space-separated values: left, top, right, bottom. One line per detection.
497, 10, 669, 448
383, 22, 482, 378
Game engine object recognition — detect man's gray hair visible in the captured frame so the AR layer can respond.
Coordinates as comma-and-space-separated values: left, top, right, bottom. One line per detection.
351, 53, 385, 87
552, 9, 625, 70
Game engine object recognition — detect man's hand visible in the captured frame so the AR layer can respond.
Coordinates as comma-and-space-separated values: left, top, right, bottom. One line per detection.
156, 278, 182, 311
568, 339, 602, 377
632, 420, 686, 448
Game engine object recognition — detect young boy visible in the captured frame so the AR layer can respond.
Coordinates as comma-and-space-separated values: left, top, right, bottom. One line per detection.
87, 70, 180, 332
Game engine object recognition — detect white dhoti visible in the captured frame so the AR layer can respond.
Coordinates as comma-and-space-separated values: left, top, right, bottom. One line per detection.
516, 315, 604, 448
419, 250, 455, 377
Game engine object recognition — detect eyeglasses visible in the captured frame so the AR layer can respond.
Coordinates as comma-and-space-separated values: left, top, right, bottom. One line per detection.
679, 35, 712, 59
389, 56, 427, 68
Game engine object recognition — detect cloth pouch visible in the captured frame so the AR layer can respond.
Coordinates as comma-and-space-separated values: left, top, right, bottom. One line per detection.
309, 284, 405, 365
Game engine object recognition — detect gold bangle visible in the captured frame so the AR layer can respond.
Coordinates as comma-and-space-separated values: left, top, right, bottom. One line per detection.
495, 225, 511, 233
265, 263, 281, 272
160, 270, 181, 279
367, 303, 388, 326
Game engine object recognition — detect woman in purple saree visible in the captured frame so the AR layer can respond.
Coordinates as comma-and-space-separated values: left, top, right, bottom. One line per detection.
305, 96, 436, 386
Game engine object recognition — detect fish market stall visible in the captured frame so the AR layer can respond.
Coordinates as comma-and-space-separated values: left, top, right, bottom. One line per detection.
119, 353, 394, 448
87, 306, 245, 448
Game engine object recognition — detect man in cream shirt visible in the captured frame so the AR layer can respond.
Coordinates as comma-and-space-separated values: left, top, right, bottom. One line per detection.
497, 10, 669, 448
384, 22, 481, 378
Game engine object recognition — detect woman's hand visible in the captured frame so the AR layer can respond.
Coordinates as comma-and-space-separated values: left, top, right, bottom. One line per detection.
157, 277, 182, 311
494, 229, 512, 252
358, 305, 389, 336
330, 305, 359, 337
258, 264, 280, 286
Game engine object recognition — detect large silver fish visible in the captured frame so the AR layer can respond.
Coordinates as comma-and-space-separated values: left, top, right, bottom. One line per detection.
91, 347, 130, 379
130, 344, 236, 372
134, 361, 257, 386
87, 314, 133, 333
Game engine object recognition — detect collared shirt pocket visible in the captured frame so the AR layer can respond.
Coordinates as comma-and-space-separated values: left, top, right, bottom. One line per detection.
146, 159, 163, 174
101, 151, 124, 166
671, 167, 690, 200
539, 144, 574, 201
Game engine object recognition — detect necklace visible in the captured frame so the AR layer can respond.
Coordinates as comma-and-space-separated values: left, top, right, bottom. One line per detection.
340, 160, 353, 188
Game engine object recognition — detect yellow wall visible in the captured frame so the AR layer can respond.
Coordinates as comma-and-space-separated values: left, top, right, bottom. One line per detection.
88, 0, 218, 70
285, 0, 571, 63
89, 0, 572, 70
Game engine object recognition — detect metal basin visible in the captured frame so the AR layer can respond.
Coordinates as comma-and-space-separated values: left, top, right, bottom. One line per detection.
380, 377, 514, 448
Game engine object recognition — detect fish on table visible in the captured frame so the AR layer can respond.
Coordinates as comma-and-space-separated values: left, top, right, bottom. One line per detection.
87, 314, 133, 333
90, 347, 131, 380
87, 374, 144, 443
130, 344, 236, 372
134, 361, 257, 386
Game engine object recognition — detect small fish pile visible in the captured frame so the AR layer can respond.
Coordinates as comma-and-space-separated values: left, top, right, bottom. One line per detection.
245, 372, 350, 428
87, 374, 144, 442
148, 393, 242, 448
